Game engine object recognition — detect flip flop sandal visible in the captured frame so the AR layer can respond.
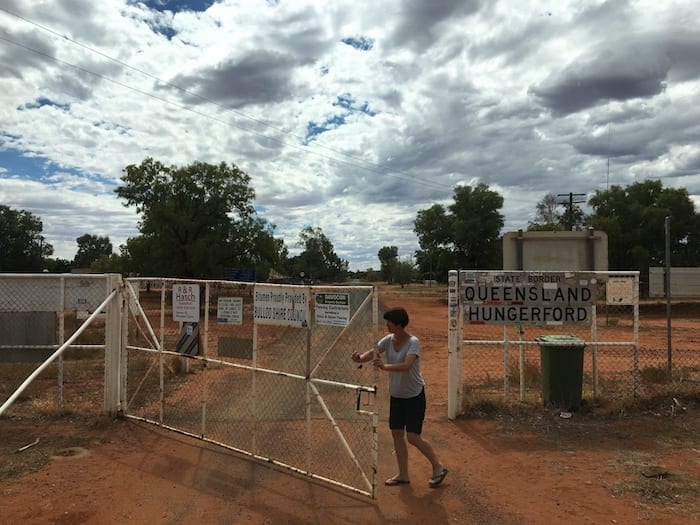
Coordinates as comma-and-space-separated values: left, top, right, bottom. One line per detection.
385, 477, 410, 486
428, 468, 448, 488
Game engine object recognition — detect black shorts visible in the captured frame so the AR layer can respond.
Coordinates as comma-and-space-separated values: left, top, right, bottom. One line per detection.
389, 388, 426, 434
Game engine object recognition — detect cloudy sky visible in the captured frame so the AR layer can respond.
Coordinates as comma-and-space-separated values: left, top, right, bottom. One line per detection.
1, 0, 699, 271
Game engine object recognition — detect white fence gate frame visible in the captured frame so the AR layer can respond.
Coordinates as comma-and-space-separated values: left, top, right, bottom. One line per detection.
121, 278, 380, 498
447, 270, 640, 419
0, 273, 122, 418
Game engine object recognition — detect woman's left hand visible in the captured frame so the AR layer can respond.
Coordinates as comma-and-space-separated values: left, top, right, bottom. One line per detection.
373, 357, 384, 370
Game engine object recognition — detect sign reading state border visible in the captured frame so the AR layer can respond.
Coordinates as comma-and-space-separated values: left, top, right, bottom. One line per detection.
460, 271, 596, 326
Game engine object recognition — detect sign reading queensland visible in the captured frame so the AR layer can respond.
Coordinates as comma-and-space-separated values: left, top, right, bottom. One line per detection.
172, 283, 200, 322
459, 271, 596, 326
254, 285, 309, 327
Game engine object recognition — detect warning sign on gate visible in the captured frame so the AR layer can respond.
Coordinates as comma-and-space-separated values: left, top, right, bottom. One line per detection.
217, 296, 243, 324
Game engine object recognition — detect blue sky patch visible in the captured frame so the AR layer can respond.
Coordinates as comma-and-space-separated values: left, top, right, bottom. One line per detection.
341, 36, 374, 51
140, 0, 216, 13
305, 115, 347, 144
18, 97, 71, 112
0, 148, 51, 180
305, 95, 377, 143
333, 94, 377, 116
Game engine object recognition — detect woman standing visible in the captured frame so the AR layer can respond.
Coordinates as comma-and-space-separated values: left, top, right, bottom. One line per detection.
352, 307, 448, 487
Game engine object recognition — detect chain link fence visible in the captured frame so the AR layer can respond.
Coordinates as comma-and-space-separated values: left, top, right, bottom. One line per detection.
5, 272, 698, 492
449, 270, 700, 414
0, 274, 114, 419
123, 278, 379, 497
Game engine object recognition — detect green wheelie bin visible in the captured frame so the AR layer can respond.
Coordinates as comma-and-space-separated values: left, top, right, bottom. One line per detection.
536, 335, 586, 409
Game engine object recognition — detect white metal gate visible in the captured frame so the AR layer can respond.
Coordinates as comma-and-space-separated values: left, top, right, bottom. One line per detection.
121, 278, 380, 498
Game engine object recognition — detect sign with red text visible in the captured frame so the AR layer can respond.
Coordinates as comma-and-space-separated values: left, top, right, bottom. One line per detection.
172, 284, 200, 322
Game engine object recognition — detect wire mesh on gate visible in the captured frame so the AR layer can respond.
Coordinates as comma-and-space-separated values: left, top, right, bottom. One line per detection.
123, 278, 379, 497
0, 274, 112, 419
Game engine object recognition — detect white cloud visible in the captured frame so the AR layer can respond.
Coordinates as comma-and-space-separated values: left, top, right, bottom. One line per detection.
1, 0, 699, 271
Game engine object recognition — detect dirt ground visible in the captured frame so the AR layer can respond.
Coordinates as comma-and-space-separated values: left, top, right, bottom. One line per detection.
2, 286, 700, 524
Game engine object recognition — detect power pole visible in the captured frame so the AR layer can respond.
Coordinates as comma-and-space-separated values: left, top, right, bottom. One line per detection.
557, 192, 586, 231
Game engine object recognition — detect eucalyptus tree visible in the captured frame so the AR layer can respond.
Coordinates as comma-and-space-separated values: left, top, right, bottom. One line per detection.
115, 157, 284, 279
0, 205, 52, 271
74, 234, 112, 268
588, 180, 700, 278
288, 226, 347, 282
414, 183, 504, 276
378, 245, 398, 283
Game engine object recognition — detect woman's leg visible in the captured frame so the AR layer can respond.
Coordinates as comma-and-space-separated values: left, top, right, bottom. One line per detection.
406, 432, 444, 477
391, 428, 410, 480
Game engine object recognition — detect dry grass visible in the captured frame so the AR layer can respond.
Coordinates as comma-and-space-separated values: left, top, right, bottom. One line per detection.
0, 417, 110, 481
609, 451, 700, 519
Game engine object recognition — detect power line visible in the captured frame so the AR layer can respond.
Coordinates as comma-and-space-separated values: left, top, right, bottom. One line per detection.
0, 6, 454, 192
557, 192, 586, 231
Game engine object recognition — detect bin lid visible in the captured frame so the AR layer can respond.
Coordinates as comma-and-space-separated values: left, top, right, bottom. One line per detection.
535, 335, 586, 346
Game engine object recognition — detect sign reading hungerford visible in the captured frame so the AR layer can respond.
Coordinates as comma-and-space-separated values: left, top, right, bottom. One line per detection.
459, 271, 596, 325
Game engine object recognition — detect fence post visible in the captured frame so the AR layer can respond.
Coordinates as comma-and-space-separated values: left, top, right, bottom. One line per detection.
448, 270, 461, 419
104, 273, 123, 417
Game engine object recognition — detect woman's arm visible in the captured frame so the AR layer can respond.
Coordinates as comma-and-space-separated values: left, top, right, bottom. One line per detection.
374, 353, 417, 372
351, 345, 380, 363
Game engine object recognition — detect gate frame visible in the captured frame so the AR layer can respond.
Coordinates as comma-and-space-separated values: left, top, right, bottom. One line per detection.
120, 278, 380, 498
0, 273, 123, 418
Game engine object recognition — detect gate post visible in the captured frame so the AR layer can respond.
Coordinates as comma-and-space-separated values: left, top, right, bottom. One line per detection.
447, 271, 462, 419
104, 273, 123, 417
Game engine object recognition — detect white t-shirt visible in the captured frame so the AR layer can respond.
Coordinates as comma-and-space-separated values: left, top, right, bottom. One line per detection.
377, 333, 425, 398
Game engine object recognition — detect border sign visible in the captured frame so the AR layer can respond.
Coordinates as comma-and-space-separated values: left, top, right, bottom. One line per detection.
460, 271, 595, 326
254, 285, 309, 327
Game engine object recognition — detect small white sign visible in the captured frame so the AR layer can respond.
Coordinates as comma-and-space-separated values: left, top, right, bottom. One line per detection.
172, 284, 200, 322
217, 296, 243, 325
315, 293, 350, 326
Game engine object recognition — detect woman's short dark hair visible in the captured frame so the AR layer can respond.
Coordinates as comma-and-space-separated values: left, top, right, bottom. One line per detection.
383, 307, 409, 327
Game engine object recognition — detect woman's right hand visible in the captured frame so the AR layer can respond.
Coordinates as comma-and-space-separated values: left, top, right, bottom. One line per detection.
351, 351, 361, 362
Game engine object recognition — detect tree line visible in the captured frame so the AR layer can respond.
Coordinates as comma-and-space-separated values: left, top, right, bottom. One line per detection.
2, 158, 699, 285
